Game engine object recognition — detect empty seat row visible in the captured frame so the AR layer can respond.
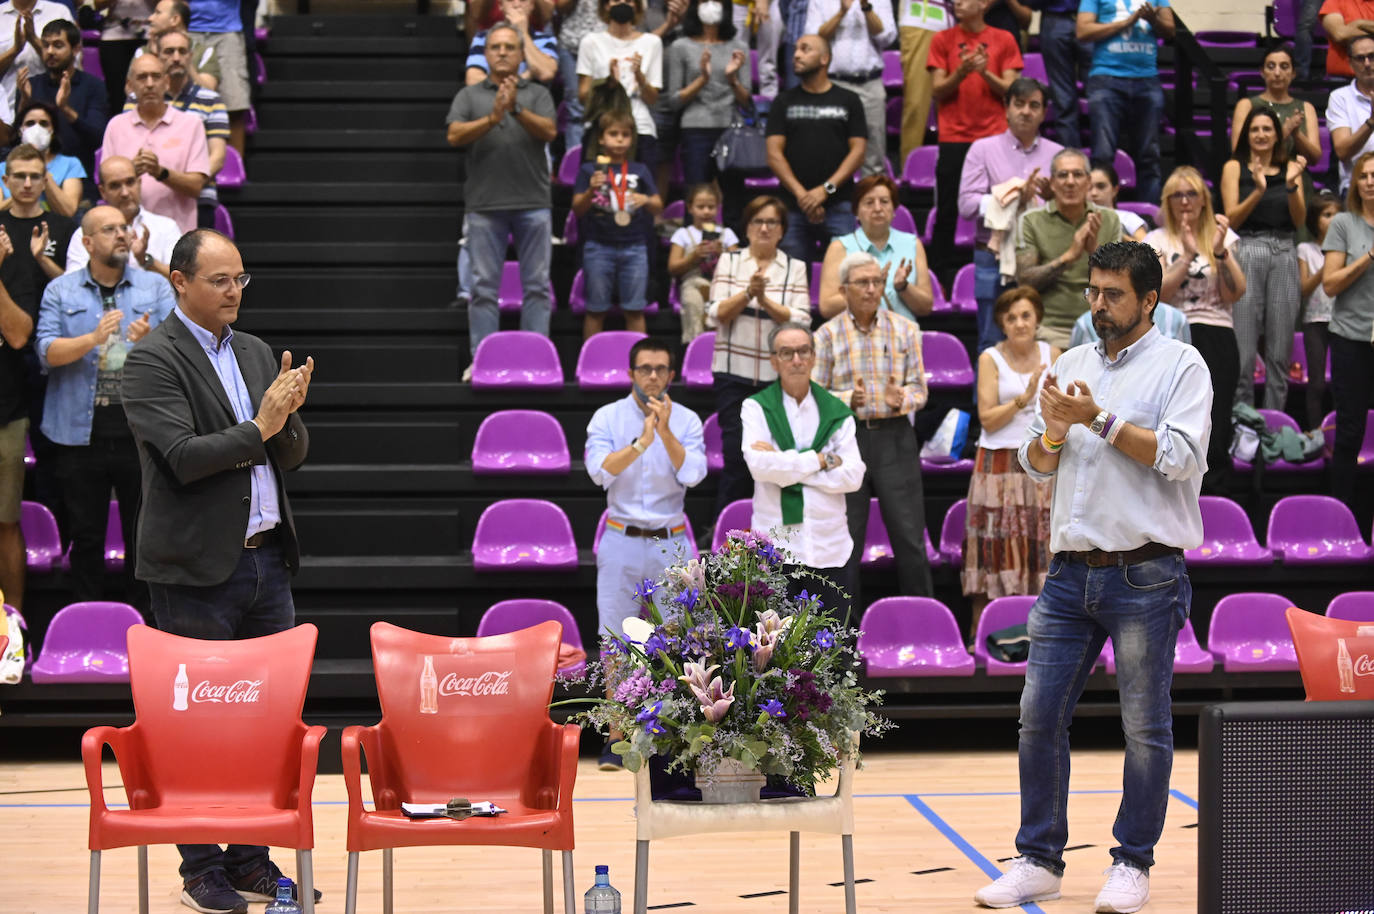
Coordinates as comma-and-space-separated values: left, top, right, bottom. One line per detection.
19, 501, 125, 574
1191, 495, 1374, 566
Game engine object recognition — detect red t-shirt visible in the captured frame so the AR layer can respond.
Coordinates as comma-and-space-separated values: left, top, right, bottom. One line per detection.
927, 23, 1024, 143
1321, 0, 1374, 77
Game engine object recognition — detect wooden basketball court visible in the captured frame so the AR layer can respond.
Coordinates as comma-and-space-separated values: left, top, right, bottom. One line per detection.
1, 747, 1200, 913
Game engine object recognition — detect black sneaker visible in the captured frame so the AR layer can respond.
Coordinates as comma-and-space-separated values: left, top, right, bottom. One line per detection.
230, 858, 323, 904
598, 742, 624, 771
181, 870, 248, 914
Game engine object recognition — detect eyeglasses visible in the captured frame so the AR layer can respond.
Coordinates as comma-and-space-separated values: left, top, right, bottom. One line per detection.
749, 218, 781, 228
93, 224, 132, 236
188, 272, 252, 292
773, 345, 814, 361
1168, 189, 1200, 201
1083, 286, 1128, 305
1353, 53, 1374, 64
844, 278, 884, 289
632, 364, 671, 377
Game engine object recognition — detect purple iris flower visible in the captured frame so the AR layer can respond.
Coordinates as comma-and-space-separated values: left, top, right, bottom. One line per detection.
674, 587, 700, 612
761, 698, 787, 718
643, 634, 667, 657
814, 629, 835, 649
725, 625, 752, 652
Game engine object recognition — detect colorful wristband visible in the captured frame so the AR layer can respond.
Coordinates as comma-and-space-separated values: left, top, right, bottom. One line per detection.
1106, 417, 1125, 446
1040, 431, 1065, 454
1098, 413, 1116, 441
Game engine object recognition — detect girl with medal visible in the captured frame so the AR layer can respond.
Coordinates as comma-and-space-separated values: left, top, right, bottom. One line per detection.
572, 107, 664, 339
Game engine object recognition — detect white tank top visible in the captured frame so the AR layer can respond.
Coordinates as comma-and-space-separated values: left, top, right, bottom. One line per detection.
978, 341, 1051, 451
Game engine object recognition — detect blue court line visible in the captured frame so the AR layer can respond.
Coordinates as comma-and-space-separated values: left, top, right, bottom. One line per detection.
903, 794, 1047, 914
1169, 788, 1198, 810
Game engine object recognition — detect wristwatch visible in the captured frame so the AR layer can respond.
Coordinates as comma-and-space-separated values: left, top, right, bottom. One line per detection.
822, 452, 839, 470
512, 102, 523, 116
630, 438, 647, 454
157, 166, 169, 182
1088, 409, 1110, 437
142, 252, 154, 268
823, 181, 837, 196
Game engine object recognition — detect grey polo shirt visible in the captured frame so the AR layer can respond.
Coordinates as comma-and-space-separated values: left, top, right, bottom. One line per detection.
446, 77, 556, 213
1323, 211, 1374, 343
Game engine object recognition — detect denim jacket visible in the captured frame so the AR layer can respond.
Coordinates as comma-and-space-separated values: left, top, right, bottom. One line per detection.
36, 268, 175, 446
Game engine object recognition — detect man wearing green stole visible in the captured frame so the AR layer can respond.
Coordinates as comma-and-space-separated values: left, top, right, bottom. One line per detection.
741, 321, 866, 612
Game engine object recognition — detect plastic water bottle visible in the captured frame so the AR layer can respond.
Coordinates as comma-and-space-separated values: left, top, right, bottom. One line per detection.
264, 877, 302, 914
584, 864, 621, 913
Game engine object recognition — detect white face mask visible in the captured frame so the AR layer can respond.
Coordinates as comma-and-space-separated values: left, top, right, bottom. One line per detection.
698, 1, 723, 24
20, 124, 51, 152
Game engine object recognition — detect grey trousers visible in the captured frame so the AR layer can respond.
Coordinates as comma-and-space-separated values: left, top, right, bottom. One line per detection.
833, 75, 888, 177
1232, 233, 1301, 409
844, 418, 933, 608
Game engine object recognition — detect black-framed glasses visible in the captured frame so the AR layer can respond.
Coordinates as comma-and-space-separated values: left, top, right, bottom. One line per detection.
632, 364, 671, 377
1354, 53, 1374, 64
749, 218, 781, 228
773, 345, 814, 361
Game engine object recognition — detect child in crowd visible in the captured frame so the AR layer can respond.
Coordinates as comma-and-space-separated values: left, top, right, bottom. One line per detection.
668, 182, 739, 344
1297, 189, 1340, 430
572, 109, 664, 339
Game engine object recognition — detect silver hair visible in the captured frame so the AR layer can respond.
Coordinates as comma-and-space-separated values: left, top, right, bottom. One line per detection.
768, 320, 814, 352
837, 251, 881, 286
1050, 147, 1090, 175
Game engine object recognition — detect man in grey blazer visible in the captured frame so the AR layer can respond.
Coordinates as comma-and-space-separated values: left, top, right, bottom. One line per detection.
121, 228, 318, 914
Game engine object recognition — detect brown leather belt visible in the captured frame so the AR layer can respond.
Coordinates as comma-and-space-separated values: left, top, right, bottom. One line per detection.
857, 416, 910, 430
1060, 542, 1181, 567
245, 528, 279, 549
606, 519, 686, 540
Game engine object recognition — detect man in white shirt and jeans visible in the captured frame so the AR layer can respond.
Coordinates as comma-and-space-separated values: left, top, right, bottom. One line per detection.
975, 241, 1211, 913
741, 320, 865, 615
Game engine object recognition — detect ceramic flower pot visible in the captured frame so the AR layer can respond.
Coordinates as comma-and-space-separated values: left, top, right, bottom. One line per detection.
694, 756, 766, 803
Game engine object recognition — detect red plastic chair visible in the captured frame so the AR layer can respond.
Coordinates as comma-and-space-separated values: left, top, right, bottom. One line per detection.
83, 624, 323, 913
342, 621, 579, 914
1285, 606, 1374, 700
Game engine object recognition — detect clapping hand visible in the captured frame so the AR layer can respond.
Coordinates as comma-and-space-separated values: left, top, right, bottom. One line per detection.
131, 225, 150, 266
747, 268, 768, 300
21, 11, 36, 46
55, 69, 71, 110
725, 49, 745, 79
15, 65, 29, 104
132, 147, 161, 177
1212, 214, 1231, 257
1248, 158, 1268, 192
1069, 210, 1102, 258
1018, 364, 1046, 408
892, 257, 913, 290
699, 49, 712, 81
1039, 375, 1099, 437
851, 375, 867, 410
126, 312, 151, 343
0, 227, 11, 267
91, 309, 124, 346
1282, 110, 1303, 138
255, 350, 314, 438
646, 392, 672, 431
1285, 154, 1308, 189
881, 375, 905, 410
1178, 211, 1198, 259
1019, 168, 1042, 206
29, 221, 49, 259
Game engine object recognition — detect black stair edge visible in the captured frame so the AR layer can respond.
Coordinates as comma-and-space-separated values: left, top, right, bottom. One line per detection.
249, 130, 450, 150
234, 243, 456, 265
266, 14, 461, 38
265, 36, 461, 55
222, 184, 462, 204
236, 308, 463, 332
257, 81, 459, 100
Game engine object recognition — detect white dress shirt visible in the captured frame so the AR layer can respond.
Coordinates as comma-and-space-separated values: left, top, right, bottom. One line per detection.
1326, 80, 1374, 192
586, 393, 707, 528
741, 389, 866, 569
0, 0, 73, 123
805, 0, 897, 78
1017, 326, 1212, 553
65, 207, 181, 276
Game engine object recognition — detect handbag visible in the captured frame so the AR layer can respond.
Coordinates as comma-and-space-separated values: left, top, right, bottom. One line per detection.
711, 105, 769, 173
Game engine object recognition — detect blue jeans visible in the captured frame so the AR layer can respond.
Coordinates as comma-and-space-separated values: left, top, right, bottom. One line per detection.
1039, 13, 1094, 148
1016, 552, 1189, 874
679, 127, 723, 187
559, 43, 585, 151
456, 213, 473, 301
148, 538, 297, 879
467, 208, 553, 354
1086, 75, 1164, 205
973, 247, 1008, 354
781, 202, 853, 263
1295, 0, 1323, 79
583, 238, 649, 312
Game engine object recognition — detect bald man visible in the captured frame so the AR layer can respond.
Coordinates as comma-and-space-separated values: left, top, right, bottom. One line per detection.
35, 204, 175, 604
65, 156, 181, 278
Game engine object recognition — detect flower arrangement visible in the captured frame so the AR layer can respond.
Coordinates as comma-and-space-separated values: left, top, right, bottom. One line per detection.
578, 530, 890, 794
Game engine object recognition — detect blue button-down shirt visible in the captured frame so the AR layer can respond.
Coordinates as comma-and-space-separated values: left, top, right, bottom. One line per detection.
173, 305, 281, 539
585, 394, 707, 528
36, 267, 175, 446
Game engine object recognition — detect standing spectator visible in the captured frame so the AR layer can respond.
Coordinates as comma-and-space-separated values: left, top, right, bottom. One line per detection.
65, 155, 180, 278
1319, 150, 1374, 506
1222, 106, 1308, 410
668, 182, 739, 343
146, 0, 221, 91
465, 0, 559, 85
95, 0, 154, 115
0, 207, 34, 614
100, 53, 210, 233
0, 0, 73, 126
817, 173, 933, 321
928, 0, 1022, 288
765, 34, 866, 262
1147, 165, 1245, 494
778, 0, 808, 94
571, 108, 663, 338
1326, 34, 1374, 195
577, 0, 665, 171
896, 0, 948, 162
1, 101, 85, 218
957, 77, 1060, 353
1088, 164, 1148, 241
0, 144, 73, 288
467, 0, 556, 37
556, 0, 604, 151
1297, 190, 1341, 429
742, 320, 865, 613
964, 285, 1056, 635
728, 0, 780, 97
17, 20, 107, 180
806, 0, 896, 179
705, 194, 810, 526
1024, 0, 1092, 148
813, 250, 932, 605
1230, 45, 1321, 165
1321, 0, 1374, 78
185, 0, 249, 153
446, 22, 558, 374
1015, 148, 1120, 348
1296, 0, 1325, 79
147, 28, 229, 229
35, 205, 173, 605
1076, 0, 1173, 206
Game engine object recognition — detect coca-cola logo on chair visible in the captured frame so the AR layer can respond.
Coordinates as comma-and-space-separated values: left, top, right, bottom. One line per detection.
418, 653, 515, 714
172, 661, 269, 716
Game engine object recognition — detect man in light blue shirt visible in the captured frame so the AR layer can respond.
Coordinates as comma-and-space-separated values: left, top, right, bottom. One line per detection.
585, 337, 706, 769
35, 204, 173, 604
1068, 298, 1190, 347
1076, 0, 1175, 204
975, 241, 1210, 912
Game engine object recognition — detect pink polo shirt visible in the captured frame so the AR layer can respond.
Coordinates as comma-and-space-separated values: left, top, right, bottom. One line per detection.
100, 106, 211, 233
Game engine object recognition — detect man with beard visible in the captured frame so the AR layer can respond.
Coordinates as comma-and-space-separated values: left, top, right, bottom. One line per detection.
65, 155, 181, 279
0, 0, 72, 125
16, 19, 107, 176
973, 241, 1210, 913
35, 205, 173, 604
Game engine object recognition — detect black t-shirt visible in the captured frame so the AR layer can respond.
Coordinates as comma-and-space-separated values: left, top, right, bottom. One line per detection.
1236, 167, 1297, 235
91, 281, 131, 439
765, 83, 867, 212
0, 211, 73, 425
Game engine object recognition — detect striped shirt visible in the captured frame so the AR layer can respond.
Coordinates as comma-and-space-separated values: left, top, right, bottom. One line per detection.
706, 248, 811, 383
124, 82, 229, 206
812, 308, 929, 419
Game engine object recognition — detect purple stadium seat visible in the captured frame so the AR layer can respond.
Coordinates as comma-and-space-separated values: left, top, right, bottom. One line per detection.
950, 263, 977, 314
1194, 30, 1257, 46
749, 48, 759, 84
562, 209, 579, 247
1320, 409, 1374, 465
253, 51, 266, 85
471, 499, 578, 571
497, 260, 558, 313
29, 602, 144, 683
592, 509, 697, 560
744, 174, 780, 191
1288, 331, 1308, 388
662, 199, 684, 225
82, 29, 99, 43
1314, 125, 1332, 175
470, 331, 564, 390
810, 261, 823, 309
1117, 201, 1157, 224
858, 597, 976, 677
859, 498, 937, 567
1103, 618, 1215, 675
1021, 52, 1047, 83
23, 434, 34, 469
682, 332, 715, 388
921, 455, 974, 475
244, 105, 258, 135
886, 96, 901, 137
1327, 592, 1374, 622
711, 499, 754, 552
892, 204, 917, 235
557, 145, 582, 186
1267, 495, 1374, 565
921, 208, 934, 245
974, 595, 1037, 676
471, 410, 571, 476
929, 272, 950, 313
255, 26, 269, 42
20, 501, 62, 572
921, 331, 975, 389
1185, 496, 1273, 566
882, 49, 902, 89
939, 498, 966, 565
218, 146, 246, 188
1232, 409, 1323, 475
703, 413, 723, 473
954, 215, 976, 249
902, 147, 937, 191
476, 599, 587, 678
1112, 149, 1136, 189
81, 46, 102, 79
213, 205, 234, 240
105, 501, 124, 571
1207, 592, 1300, 672
576, 331, 647, 390
568, 270, 659, 315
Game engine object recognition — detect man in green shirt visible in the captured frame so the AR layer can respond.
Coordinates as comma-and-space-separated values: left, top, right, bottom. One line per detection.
1015, 148, 1121, 348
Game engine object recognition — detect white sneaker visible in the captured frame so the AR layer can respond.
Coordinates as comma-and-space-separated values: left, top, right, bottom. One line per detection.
1095, 862, 1150, 913
973, 858, 1062, 908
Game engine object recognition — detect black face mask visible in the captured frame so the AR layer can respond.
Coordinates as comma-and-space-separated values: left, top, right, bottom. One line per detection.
608, 2, 635, 23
